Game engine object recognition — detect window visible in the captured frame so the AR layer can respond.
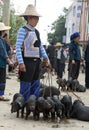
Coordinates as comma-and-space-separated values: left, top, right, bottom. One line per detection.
88, 12, 89, 23
77, 13, 81, 17
77, 0, 82, 2
77, 5, 82, 10
72, 23, 75, 32
73, 6, 76, 16
88, 1, 89, 6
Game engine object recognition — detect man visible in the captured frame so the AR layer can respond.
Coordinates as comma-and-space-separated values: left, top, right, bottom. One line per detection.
68, 32, 81, 80
84, 41, 89, 89
55, 42, 67, 78
46, 42, 56, 72
16, 4, 50, 101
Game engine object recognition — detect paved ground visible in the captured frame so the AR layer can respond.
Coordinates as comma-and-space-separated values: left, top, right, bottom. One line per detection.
0, 66, 89, 130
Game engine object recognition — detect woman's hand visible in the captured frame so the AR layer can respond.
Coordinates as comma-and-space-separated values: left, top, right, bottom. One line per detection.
19, 63, 26, 72
6, 58, 14, 67
72, 60, 75, 64
43, 58, 51, 68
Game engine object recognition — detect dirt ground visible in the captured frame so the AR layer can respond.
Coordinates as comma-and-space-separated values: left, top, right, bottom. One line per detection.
0, 68, 89, 130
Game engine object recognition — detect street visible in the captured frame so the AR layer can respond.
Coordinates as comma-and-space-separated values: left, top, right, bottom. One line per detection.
0, 67, 89, 130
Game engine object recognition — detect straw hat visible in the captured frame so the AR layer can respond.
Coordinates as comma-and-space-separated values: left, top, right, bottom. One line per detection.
20, 4, 41, 17
0, 22, 11, 31
55, 42, 63, 47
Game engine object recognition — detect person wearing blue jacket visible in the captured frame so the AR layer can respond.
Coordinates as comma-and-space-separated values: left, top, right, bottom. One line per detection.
0, 22, 13, 101
84, 41, 89, 89
16, 4, 50, 101
68, 32, 81, 80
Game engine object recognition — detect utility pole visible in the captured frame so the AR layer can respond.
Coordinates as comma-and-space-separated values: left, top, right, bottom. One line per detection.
2, 0, 10, 26
34, 0, 36, 6
80, 0, 87, 41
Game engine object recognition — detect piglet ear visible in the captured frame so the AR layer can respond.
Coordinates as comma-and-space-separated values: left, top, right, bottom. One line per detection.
18, 102, 23, 107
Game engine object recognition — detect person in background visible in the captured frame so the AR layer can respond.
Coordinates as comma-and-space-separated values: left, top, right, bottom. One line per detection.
16, 4, 50, 101
3, 33, 11, 56
0, 22, 13, 101
55, 42, 67, 79
3, 33, 11, 79
84, 41, 89, 89
46, 42, 56, 73
68, 32, 81, 80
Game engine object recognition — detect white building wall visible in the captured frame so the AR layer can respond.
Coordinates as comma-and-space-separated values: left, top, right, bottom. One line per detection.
86, 3, 89, 40
65, 0, 82, 43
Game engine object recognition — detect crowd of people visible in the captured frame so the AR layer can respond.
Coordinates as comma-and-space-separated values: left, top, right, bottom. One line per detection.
0, 4, 89, 102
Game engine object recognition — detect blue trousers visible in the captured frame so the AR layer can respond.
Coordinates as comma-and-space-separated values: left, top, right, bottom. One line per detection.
20, 80, 40, 101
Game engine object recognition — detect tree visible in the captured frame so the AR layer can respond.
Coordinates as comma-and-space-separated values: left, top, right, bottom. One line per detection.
9, 11, 25, 45
1, 0, 25, 46
47, 8, 68, 44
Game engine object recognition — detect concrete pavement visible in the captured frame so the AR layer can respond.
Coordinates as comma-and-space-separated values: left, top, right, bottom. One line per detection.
0, 68, 89, 130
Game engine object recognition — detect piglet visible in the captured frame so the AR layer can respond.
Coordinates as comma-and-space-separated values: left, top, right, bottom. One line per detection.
11, 93, 25, 118
35, 97, 52, 120
25, 95, 37, 120
40, 86, 60, 98
61, 95, 72, 118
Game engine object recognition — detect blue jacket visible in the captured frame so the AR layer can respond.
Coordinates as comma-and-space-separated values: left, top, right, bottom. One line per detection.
85, 44, 89, 62
0, 37, 8, 68
69, 41, 81, 61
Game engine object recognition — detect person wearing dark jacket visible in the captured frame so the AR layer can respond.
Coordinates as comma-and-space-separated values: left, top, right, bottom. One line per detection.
0, 22, 13, 101
55, 42, 67, 78
68, 32, 81, 80
84, 41, 89, 89
46, 42, 56, 72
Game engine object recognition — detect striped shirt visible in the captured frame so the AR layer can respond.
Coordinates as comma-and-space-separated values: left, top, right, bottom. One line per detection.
16, 24, 48, 64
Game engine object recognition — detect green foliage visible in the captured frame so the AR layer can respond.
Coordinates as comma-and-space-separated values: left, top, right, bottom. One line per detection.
47, 8, 68, 44
9, 11, 25, 45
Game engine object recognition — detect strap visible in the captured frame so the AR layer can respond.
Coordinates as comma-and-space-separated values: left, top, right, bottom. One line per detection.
23, 26, 41, 47
23, 26, 41, 57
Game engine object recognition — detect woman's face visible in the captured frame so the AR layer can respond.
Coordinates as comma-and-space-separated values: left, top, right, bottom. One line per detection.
1, 31, 5, 37
27, 16, 39, 27
74, 36, 80, 42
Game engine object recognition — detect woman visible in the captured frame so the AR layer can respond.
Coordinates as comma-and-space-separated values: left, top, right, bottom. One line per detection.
0, 22, 13, 101
16, 4, 50, 101
68, 32, 81, 80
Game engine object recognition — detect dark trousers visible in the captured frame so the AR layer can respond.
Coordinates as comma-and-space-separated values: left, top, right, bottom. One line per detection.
85, 62, 89, 88
0, 68, 6, 95
68, 60, 80, 80
49, 57, 55, 69
57, 59, 65, 78
20, 58, 41, 82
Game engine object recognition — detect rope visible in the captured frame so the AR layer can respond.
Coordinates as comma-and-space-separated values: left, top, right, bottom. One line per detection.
71, 91, 82, 102
41, 68, 53, 98
47, 69, 52, 97
63, 88, 82, 102
22, 81, 38, 96
60, 79, 83, 102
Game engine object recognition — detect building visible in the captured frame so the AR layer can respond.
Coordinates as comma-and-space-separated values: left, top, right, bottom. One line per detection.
85, 0, 89, 41
65, 0, 82, 43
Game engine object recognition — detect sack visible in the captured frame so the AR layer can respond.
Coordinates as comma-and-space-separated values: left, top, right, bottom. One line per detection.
61, 49, 66, 63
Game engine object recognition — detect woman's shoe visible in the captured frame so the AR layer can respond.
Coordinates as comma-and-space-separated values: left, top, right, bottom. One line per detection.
0, 96, 10, 101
